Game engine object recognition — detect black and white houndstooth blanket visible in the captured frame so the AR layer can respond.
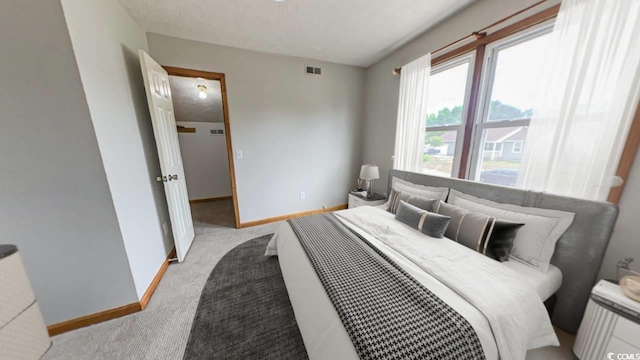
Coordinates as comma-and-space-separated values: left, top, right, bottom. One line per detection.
288, 213, 485, 360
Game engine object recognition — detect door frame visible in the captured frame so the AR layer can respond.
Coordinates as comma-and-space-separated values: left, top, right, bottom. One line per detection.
163, 66, 240, 229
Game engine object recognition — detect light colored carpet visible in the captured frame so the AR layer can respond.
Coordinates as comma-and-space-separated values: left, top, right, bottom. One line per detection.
43, 202, 576, 360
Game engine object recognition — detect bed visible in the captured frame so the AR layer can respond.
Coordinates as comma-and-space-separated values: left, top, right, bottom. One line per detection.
265, 170, 618, 360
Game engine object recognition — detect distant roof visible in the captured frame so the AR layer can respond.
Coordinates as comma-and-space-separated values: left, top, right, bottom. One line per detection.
440, 131, 457, 142
502, 127, 528, 141
439, 126, 528, 143
486, 127, 521, 142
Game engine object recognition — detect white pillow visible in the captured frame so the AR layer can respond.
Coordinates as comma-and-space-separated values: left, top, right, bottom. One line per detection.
447, 189, 575, 273
389, 177, 449, 202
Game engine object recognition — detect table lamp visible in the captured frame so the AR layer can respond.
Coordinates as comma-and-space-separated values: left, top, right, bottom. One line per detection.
359, 164, 379, 198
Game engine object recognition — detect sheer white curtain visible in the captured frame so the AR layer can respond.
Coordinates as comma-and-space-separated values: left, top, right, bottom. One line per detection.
393, 54, 431, 172
518, 0, 640, 201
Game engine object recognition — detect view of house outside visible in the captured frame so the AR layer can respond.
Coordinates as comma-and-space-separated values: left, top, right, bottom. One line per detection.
423, 28, 550, 187
423, 103, 530, 187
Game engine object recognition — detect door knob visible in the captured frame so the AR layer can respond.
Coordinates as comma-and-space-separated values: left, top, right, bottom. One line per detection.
156, 176, 168, 182
168, 174, 178, 181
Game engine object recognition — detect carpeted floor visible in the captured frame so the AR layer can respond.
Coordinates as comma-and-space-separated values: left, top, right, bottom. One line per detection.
182, 235, 308, 360
43, 202, 576, 360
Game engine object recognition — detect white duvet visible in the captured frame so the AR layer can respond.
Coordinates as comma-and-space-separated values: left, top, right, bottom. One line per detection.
266, 206, 558, 360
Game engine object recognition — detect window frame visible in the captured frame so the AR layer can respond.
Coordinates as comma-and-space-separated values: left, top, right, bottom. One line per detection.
512, 141, 523, 153
467, 21, 553, 182
423, 52, 477, 178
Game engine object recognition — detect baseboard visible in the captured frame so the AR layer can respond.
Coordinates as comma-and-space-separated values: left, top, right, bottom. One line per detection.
239, 204, 347, 228
47, 302, 141, 336
140, 247, 176, 309
189, 196, 232, 204
47, 248, 177, 336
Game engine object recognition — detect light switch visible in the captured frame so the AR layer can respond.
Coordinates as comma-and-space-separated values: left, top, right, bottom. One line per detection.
236, 150, 243, 160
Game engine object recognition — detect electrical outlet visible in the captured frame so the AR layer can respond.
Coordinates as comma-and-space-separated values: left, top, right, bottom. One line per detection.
300, 192, 306, 200
162, 222, 168, 235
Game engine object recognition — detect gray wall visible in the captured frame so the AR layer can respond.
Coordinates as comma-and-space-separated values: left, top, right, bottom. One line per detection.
599, 146, 640, 280
0, 0, 137, 325
362, 0, 559, 193
176, 122, 232, 200
148, 34, 366, 223
60, 0, 173, 300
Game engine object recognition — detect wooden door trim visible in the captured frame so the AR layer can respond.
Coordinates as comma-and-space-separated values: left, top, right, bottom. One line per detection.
431, 4, 560, 67
164, 66, 241, 228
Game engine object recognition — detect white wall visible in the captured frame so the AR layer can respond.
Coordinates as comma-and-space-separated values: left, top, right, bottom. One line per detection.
0, 0, 138, 325
148, 34, 366, 223
362, 0, 559, 193
177, 122, 232, 200
61, 0, 173, 300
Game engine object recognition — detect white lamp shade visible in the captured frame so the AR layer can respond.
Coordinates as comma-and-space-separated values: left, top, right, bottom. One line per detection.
359, 165, 379, 180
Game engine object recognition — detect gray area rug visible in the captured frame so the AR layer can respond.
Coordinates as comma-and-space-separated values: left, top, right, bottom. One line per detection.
182, 235, 309, 360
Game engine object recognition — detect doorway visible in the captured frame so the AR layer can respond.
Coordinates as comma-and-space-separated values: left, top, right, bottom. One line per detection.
164, 66, 240, 229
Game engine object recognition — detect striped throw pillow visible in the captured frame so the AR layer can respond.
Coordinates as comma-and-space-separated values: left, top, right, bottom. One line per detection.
437, 202, 524, 262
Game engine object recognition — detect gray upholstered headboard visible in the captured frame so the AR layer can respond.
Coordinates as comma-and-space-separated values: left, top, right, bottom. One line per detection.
388, 170, 618, 333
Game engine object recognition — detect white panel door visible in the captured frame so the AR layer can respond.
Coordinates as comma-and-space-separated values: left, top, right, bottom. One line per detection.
138, 50, 194, 262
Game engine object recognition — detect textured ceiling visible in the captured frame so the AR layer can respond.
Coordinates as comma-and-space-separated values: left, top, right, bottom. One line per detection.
169, 76, 224, 123
119, 0, 474, 67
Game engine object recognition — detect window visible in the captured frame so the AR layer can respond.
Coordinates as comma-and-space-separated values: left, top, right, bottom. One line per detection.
403, 6, 640, 202
422, 53, 475, 177
419, 23, 552, 183
512, 141, 523, 153
469, 23, 553, 187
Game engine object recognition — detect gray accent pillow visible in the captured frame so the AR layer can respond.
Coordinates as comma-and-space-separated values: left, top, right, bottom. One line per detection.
456, 211, 495, 251
394, 201, 426, 229
419, 212, 451, 239
436, 201, 468, 240
388, 189, 437, 214
481, 220, 525, 262
388, 189, 412, 214
394, 201, 451, 239
438, 201, 524, 262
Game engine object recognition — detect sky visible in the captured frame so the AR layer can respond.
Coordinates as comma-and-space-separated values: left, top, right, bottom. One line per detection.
427, 31, 552, 116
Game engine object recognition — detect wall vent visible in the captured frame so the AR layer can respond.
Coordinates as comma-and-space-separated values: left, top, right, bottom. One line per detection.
305, 65, 322, 76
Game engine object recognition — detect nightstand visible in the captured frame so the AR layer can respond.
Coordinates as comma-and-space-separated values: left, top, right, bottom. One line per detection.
348, 192, 386, 209
0, 245, 50, 359
573, 280, 640, 360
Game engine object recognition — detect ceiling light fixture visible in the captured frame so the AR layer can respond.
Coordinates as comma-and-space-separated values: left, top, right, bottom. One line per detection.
197, 85, 207, 99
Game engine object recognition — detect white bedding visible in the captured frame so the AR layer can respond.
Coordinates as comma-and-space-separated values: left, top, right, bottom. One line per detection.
376, 202, 564, 301
266, 207, 559, 360
502, 260, 563, 301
